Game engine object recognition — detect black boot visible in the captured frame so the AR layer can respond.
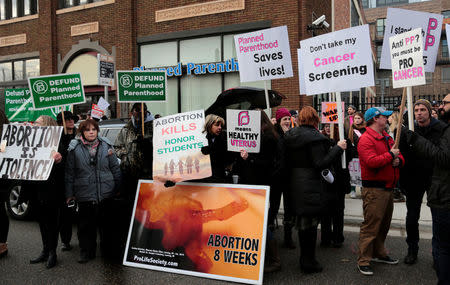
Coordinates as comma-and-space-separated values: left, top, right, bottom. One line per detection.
404, 248, 418, 265
283, 225, 296, 249
264, 239, 281, 273
46, 250, 57, 269
298, 227, 323, 274
30, 251, 49, 264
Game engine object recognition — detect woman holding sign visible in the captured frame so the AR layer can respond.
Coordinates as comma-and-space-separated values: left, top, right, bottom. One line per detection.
0, 110, 10, 259
278, 107, 347, 273
65, 119, 121, 263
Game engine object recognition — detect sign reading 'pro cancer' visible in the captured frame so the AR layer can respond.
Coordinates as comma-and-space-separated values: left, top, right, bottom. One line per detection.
152, 110, 211, 183
380, 8, 443, 73
117, 71, 167, 102
226, 109, 261, 153
389, 28, 426, 88
234, 26, 293, 82
28, 73, 85, 109
5, 88, 70, 122
0, 124, 63, 180
299, 25, 374, 95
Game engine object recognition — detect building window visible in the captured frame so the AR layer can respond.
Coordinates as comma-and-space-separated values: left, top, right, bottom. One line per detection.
0, 0, 38, 20
361, 0, 369, 8
376, 0, 408, 7
59, 0, 105, 9
351, 0, 359, 27
376, 45, 382, 64
0, 58, 39, 82
376, 18, 386, 37
443, 39, 449, 58
425, 72, 433, 84
443, 67, 450, 83
443, 10, 450, 19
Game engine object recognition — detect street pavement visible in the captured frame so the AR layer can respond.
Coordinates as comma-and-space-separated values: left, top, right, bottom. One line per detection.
0, 200, 437, 285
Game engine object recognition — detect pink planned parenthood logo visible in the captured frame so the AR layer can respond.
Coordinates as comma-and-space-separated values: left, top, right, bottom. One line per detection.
238, 111, 250, 126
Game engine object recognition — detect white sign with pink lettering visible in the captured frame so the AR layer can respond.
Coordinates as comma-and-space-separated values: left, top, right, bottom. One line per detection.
299, 24, 374, 95
234, 26, 293, 82
380, 8, 443, 73
389, 28, 426, 89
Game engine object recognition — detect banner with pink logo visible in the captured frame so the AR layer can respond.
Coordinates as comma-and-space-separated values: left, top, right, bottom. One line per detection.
226, 110, 261, 153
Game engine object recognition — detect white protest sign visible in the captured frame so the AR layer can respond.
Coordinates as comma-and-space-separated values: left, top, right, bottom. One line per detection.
97, 97, 110, 111
234, 26, 293, 82
152, 110, 211, 183
0, 124, 63, 180
91, 104, 104, 119
348, 158, 362, 187
299, 24, 374, 95
380, 8, 443, 72
447, 24, 450, 58
226, 109, 261, 153
98, 54, 115, 87
297, 49, 306, 94
389, 28, 426, 89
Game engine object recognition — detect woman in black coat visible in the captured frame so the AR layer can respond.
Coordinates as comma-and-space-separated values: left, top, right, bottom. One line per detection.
279, 106, 347, 273
0, 110, 9, 258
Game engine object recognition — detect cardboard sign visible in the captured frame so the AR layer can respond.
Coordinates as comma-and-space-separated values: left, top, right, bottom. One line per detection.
123, 180, 269, 285
98, 54, 115, 87
380, 8, 443, 72
389, 28, 426, 88
97, 97, 110, 111
5, 88, 70, 122
117, 71, 167, 102
226, 110, 261, 153
299, 25, 374, 95
152, 110, 211, 183
321, 102, 345, 124
348, 158, 362, 187
234, 26, 293, 82
0, 124, 63, 180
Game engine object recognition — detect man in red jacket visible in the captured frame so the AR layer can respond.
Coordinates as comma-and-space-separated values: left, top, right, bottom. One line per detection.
356, 107, 405, 276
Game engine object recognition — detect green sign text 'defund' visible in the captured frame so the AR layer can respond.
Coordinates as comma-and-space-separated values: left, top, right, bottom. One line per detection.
116, 71, 167, 102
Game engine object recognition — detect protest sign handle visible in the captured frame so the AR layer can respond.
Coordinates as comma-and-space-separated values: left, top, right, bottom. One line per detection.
61, 106, 67, 135
407, 86, 414, 131
263, 80, 270, 110
394, 88, 407, 149
104, 86, 110, 118
335, 92, 346, 169
141, 102, 145, 137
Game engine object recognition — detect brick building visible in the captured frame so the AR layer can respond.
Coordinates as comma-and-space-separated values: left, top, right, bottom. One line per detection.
363, 0, 450, 106
0, 0, 337, 119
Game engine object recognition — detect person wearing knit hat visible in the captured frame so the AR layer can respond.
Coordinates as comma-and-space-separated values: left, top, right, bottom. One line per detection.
276, 108, 291, 122
398, 98, 447, 266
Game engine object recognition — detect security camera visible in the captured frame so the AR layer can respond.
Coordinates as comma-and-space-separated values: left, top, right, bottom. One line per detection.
312, 15, 326, 26
323, 21, 330, 28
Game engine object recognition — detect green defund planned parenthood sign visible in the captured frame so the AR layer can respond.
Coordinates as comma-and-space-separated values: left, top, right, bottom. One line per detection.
28, 73, 85, 109
116, 71, 166, 102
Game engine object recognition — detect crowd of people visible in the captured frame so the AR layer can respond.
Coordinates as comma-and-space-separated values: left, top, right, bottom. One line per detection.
0, 95, 449, 284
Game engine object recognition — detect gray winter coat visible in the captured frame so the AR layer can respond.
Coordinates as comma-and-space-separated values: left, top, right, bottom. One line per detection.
65, 137, 121, 202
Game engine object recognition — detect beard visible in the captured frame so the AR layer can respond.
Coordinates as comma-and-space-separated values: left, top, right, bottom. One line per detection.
440, 108, 450, 122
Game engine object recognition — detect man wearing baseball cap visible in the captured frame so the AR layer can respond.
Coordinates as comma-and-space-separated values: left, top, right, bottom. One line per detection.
356, 107, 404, 276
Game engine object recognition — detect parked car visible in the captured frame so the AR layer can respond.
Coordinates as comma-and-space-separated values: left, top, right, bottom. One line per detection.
5, 119, 127, 220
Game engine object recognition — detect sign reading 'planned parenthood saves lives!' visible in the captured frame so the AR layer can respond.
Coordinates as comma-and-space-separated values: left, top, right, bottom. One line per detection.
117, 71, 167, 102
28, 73, 85, 109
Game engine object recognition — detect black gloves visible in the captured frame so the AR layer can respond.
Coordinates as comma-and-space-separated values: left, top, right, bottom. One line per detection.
201, 146, 211, 155
164, 180, 176, 188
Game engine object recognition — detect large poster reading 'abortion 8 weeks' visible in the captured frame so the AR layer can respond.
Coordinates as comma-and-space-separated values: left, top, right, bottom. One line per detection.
123, 181, 269, 285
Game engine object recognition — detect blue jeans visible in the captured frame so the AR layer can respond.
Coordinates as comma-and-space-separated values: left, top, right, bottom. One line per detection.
431, 207, 450, 285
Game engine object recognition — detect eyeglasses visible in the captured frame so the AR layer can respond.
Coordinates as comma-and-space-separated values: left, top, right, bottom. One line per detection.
443, 101, 450, 105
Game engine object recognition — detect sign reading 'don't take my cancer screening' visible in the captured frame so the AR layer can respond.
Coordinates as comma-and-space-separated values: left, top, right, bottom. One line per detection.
117, 71, 167, 102
226, 109, 261, 153
28, 73, 85, 109
380, 8, 443, 72
234, 26, 293, 82
5, 88, 70, 122
123, 180, 269, 285
299, 24, 374, 95
0, 124, 63, 180
389, 28, 426, 89
152, 110, 211, 183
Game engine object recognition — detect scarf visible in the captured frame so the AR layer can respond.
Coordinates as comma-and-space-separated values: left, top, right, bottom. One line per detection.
81, 137, 99, 158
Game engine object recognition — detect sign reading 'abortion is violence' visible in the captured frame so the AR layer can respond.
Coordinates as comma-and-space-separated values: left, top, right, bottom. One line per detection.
152, 110, 211, 183
299, 25, 374, 95
234, 26, 293, 82
226, 109, 261, 153
389, 28, 426, 88
0, 125, 63, 180
28, 73, 85, 109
